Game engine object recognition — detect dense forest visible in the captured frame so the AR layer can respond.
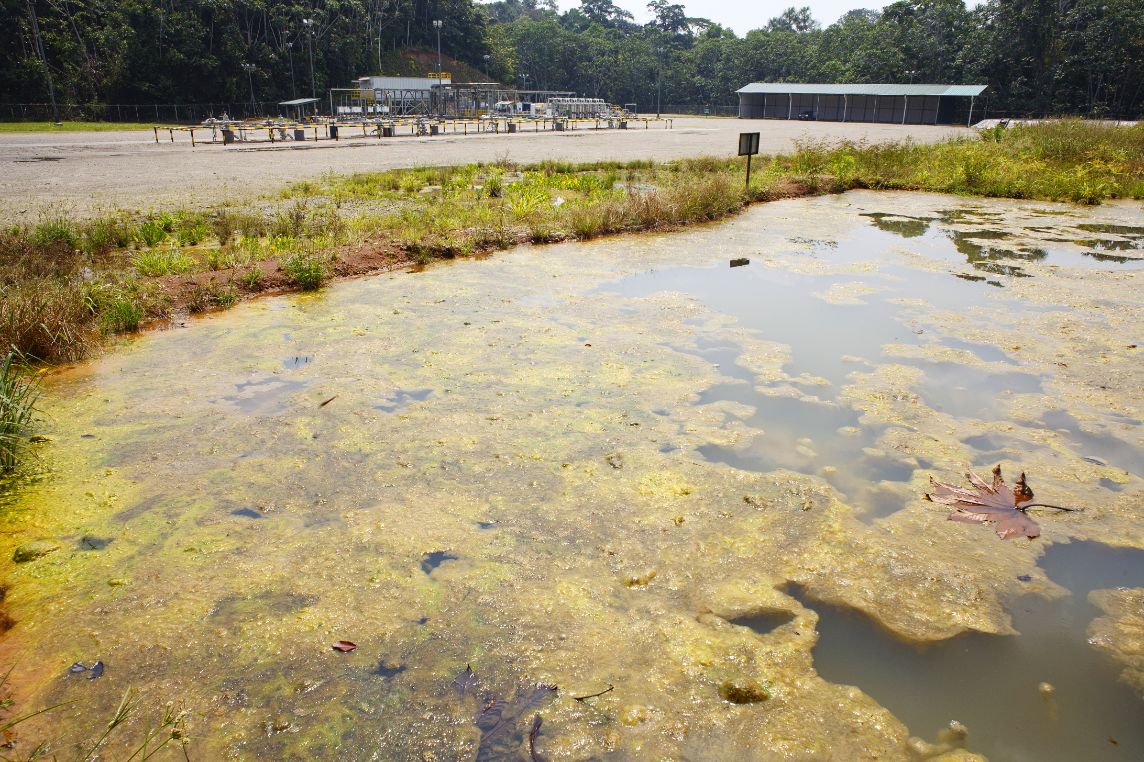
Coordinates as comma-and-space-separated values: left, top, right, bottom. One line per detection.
2, 0, 1142, 117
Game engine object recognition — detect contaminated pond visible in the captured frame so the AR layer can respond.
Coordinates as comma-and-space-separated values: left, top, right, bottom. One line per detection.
1, 191, 1142, 761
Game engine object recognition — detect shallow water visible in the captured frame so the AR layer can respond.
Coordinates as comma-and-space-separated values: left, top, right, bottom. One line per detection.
1, 191, 1142, 760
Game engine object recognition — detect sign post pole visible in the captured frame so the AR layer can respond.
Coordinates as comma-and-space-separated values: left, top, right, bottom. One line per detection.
738, 132, 760, 191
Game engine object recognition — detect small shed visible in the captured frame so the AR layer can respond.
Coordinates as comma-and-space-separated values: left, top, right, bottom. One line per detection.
279, 97, 319, 120
736, 83, 987, 126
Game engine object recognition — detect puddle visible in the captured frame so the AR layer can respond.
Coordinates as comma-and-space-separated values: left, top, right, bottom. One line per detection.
219, 376, 309, 415
796, 540, 1144, 761
906, 361, 1044, 420
2, 191, 1142, 758
1042, 409, 1144, 477
282, 355, 313, 370
376, 388, 433, 413
420, 550, 457, 574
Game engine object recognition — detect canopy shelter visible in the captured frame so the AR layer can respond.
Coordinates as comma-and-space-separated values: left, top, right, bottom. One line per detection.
279, 97, 320, 120
736, 83, 988, 126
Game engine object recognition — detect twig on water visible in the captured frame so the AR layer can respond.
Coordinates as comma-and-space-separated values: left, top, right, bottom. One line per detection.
572, 684, 614, 702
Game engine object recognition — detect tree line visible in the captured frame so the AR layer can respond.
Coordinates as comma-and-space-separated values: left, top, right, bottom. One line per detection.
2, 0, 1142, 117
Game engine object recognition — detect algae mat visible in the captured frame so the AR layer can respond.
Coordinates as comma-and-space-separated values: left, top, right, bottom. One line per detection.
1, 192, 1142, 760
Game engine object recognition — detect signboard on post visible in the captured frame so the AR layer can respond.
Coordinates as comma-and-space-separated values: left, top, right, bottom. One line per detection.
738, 132, 760, 156
738, 132, 761, 189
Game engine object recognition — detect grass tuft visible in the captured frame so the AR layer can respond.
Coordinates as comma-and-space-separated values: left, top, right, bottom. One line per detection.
0, 351, 39, 472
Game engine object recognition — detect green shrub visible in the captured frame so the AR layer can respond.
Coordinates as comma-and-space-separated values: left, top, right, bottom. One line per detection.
175, 220, 211, 246
282, 250, 330, 290
135, 219, 168, 247
30, 218, 79, 252
80, 216, 132, 256
99, 296, 145, 333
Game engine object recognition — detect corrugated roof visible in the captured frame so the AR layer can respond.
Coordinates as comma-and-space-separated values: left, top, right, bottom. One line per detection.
736, 83, 987, 97
279, 97, 320, 106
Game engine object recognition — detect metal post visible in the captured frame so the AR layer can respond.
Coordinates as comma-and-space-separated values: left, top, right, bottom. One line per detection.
843, 94, 848, 122
902, 95, 908, 125
286, 40, 297, 99
787, 94, 792, 119
433, 20, 443, 74
242, 63, 257, 113
745, 153, 752, 190
303, 18, 316, 99
967, 96, 975, 127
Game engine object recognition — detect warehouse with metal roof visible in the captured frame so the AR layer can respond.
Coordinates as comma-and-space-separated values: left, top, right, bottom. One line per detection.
736, 83, 987, 126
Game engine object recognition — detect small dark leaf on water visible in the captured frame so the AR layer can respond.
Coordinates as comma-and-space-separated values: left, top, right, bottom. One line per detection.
928, 465, 1041, 540
1017, 574, 1032, 582
88, 661, 104, 679
730, 258, 749, 267
528, 715, 547, 762
318, 395, 338, 408
332, 640, 357, 652
68, 662, 87, 673
453, 664, 479, 696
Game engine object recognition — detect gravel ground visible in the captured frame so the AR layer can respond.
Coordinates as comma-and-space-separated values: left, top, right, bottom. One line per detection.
0, 117, 972, 221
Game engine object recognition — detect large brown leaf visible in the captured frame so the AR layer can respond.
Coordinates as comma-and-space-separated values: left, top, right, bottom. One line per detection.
929, 465, 1040, 540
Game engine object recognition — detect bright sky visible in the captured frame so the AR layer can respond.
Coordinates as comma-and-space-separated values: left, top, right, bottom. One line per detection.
552, 0, 981, 35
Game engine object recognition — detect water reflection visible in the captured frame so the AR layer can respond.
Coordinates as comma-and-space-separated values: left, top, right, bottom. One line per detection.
797, 541, 1144, 761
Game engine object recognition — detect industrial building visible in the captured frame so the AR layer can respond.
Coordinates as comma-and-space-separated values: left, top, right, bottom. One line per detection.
736, 83, 987, 126
331, 75, 575, 119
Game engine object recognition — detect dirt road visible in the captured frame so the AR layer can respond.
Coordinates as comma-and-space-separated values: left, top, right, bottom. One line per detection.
0, 117, 972, 220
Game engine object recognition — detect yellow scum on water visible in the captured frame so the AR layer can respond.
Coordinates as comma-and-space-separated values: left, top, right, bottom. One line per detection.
0, 192, 1140, 759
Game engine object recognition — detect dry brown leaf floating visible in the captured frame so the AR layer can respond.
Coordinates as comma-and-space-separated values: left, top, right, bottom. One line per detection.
928, 465, 1078, 540
332, 640, 357, 652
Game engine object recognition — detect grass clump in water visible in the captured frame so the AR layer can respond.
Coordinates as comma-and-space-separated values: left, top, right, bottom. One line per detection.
0, 351, 39, 472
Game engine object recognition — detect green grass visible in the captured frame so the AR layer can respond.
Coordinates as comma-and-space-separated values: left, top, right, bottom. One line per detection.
0, 351, 39, 472
0, 121, 159, 132
282, 249, 331, 290
1, 119, 1140, 365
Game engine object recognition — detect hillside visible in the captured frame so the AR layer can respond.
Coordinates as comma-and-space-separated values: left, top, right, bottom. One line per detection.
373, 49, 493, 84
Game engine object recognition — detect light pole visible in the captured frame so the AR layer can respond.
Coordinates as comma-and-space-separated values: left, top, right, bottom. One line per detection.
242, 63, 257, 114
482, 54, 490, 81
433, 19, 443, 74
286, 39, 296, 99
906, 69, 918, 84
303, 18, 316, 98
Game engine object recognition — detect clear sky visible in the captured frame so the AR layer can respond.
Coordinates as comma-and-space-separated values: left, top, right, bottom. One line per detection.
552, 0, 980, 36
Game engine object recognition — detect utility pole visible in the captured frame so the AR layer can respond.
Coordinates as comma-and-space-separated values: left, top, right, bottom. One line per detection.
286, 37, 296, 99
655, 47, 663, 119
242, 63, 257, 114
26, 0, 60, 125
483, 54, 490, 82
303, 18, 316, 99
432, 20, 443, 74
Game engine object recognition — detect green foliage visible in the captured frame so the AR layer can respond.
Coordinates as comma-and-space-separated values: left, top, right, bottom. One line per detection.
282, 250, 331, 291
132, 245, 194, 276
29, 218, 78, 253
0, 351, 39, 472
134, 219, 168, 247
